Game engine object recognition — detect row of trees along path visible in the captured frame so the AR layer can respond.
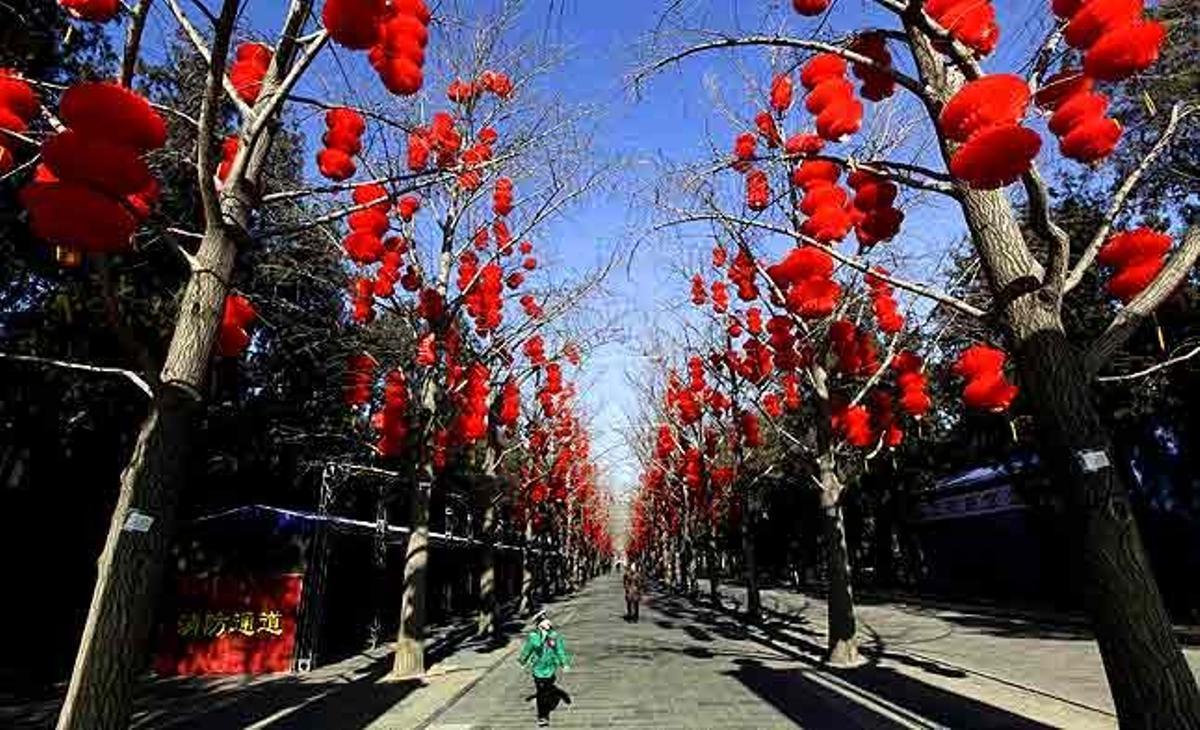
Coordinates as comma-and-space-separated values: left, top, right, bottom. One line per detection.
628, 0, 1200, 728
0, 1, 614, 729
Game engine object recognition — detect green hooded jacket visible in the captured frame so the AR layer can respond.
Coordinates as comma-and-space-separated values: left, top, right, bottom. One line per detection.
518, 629, 571, 679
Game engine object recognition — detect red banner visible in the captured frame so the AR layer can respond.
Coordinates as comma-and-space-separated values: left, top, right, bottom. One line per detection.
155, 573, 303, 675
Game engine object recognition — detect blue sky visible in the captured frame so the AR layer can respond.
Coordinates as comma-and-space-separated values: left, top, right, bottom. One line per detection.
140, 0, 1060, 498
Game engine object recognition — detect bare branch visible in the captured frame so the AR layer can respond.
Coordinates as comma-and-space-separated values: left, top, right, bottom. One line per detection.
0, 352, 153, 398
119, 0, 155, 87
194, 0, 240, 230
1096, 343, 1200, 383
632, 35, 929, 103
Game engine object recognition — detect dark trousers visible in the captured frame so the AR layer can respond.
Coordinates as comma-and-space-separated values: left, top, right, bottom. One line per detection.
535, 676, 557, 720
625, 597, 639, 620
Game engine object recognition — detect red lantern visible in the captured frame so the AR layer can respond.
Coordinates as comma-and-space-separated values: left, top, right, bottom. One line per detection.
229, 43, 272, 104
938, 74, 1030, 143
949, 124, 1041, 190
59, 0, 120, 22
793, 0, 831, 17
217, 294, 256, 358
1097, 227, 1171, 303
953, 344, 1018, 411
770, 74, 794, 114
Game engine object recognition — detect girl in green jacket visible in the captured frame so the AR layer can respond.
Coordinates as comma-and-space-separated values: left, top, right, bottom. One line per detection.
518, 613, 572, 726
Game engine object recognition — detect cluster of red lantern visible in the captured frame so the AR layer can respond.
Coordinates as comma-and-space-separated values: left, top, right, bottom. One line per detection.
739, 411, 763, 448
1036, 70, 1121, 164
940, 74, 1041, 189
1096, 227, 1172, 303
447, 70, 514, 104
59, 0, 119, 22
498, 378, 521, 428
350, 277, 375, 323
745, 168, 770, 211
374, 249, 403, 297
343, 183, 390, 264
800, 53, 863, 142
374, 369, 409, 457
953, 344, 1018, 412
1056, 0, 1165, 82
892, 351, 932, 418
407, 111, 463, 172
520, 294, 543, 319
848, 33, 895, 102
848, 169, 903, 248
462, 259, 505, 333
229, 43, 272, 104
923, 0, 1000, 56
833, 401, 874, 447
452, 363, 491, 443
344, 352, 377, 405
524, 334, 546, 365
317, 107, 365, 181
711, 280, 730, 313
792, 159, 854, 244
767, 245, 841, 319
0, 71, 37, 175
323, 0, 431, 96
22, 82, 166, 255
829, 319, 879, 377
493, 176, 514, 216
866, 268, 904, 333
216, 294, 256, 358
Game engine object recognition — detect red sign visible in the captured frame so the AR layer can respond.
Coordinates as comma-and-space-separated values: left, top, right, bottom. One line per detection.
155, 573, 303, 675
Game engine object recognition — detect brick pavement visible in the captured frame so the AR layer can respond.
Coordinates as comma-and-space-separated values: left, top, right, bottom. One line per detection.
427, 574, 1132, 729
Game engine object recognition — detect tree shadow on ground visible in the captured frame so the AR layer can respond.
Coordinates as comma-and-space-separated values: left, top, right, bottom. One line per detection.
125, 652, 420, 730
728, 657, 1054, 729
648, 590, 1059, 729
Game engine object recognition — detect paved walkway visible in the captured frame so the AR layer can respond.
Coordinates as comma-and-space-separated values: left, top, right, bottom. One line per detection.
425, 574, 1144, 729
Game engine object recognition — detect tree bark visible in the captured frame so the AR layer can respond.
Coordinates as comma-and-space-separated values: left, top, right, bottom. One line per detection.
55, 389, 198, 730
1015, 315, 1200, 728
740, 486, 762, 622
392, 476, 431, 678
476, 500, 497, 637
812, 365, 861, 667
819, 464, 862, 667
520, 519, 535, 616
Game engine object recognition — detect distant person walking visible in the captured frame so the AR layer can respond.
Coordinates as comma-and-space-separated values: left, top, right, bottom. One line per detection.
518, 612, 572, 726
624, 564, 643, 622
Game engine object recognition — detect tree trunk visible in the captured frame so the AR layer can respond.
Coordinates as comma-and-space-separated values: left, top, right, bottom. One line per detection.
392, 477, 431, 678
819, 469, 862, 667
707, 538, 720, 605
741, 486, 762, 622
476, 500, 497, 637
58, 202, 246, 730
56, 389, 198, 730
1015, 318, 1200, 728
811, 365, 861, 667
520, 519, 535, 616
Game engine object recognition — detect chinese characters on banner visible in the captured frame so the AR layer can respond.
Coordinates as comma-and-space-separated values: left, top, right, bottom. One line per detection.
155, 573, 303, 675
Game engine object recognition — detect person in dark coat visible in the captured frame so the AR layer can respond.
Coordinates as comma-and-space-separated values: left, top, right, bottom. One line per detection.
623, 564, 643, 621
